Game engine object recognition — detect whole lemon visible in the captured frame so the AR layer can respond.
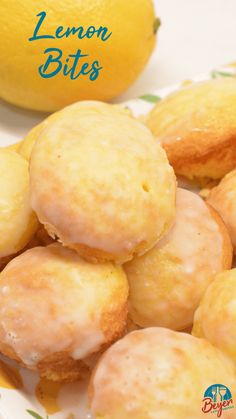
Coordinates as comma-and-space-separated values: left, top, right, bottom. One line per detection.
0, 0, 158, 112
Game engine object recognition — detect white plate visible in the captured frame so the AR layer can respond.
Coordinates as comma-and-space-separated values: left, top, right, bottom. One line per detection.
0, 64, 235, 419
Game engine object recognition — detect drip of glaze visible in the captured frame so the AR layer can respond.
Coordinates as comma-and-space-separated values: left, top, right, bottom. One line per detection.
35, 378, 62, 415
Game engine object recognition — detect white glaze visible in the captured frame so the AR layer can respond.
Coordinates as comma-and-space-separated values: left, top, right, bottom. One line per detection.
0, 284, 105, 366
156, 188, 223, 274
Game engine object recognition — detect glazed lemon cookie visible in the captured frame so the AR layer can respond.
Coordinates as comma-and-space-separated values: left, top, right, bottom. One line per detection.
124, 188, 232, 330
89, 328, 236, 419
146, 78, 236, 182
30, 101, 176, 263
207, 169, 236, 253
0, 244, 128, 382
0, 149, 38, 260
193, 269, 236, 365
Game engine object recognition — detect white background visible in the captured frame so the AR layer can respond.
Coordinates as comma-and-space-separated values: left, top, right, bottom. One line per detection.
120, 0, 236, 100
1, 0, 236, 144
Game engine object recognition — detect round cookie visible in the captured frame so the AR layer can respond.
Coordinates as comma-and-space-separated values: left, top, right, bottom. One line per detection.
146, 78, 236, 183
30, 101, 176, 263
89, 328, 236, 419
0, 149, 38, 259
207, 169, 236, 253
193, 268, 236, 365
0, 244, 128, 382
124, 188, 232, 330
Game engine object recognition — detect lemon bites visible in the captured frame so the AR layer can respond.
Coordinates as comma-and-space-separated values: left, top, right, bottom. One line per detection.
0, 149, 38, 260
125, 188, 232, 331
89, 328, 236, 419
207, 169, 236, 253
193, 269, 236, 365
146, 78, 236, 183
30, 101, 176, 263
0, 244, 128, 382
0, 0, 156, 112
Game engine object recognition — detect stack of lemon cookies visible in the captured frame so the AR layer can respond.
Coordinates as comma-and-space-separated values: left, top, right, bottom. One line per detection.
1, 78, 236, 419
